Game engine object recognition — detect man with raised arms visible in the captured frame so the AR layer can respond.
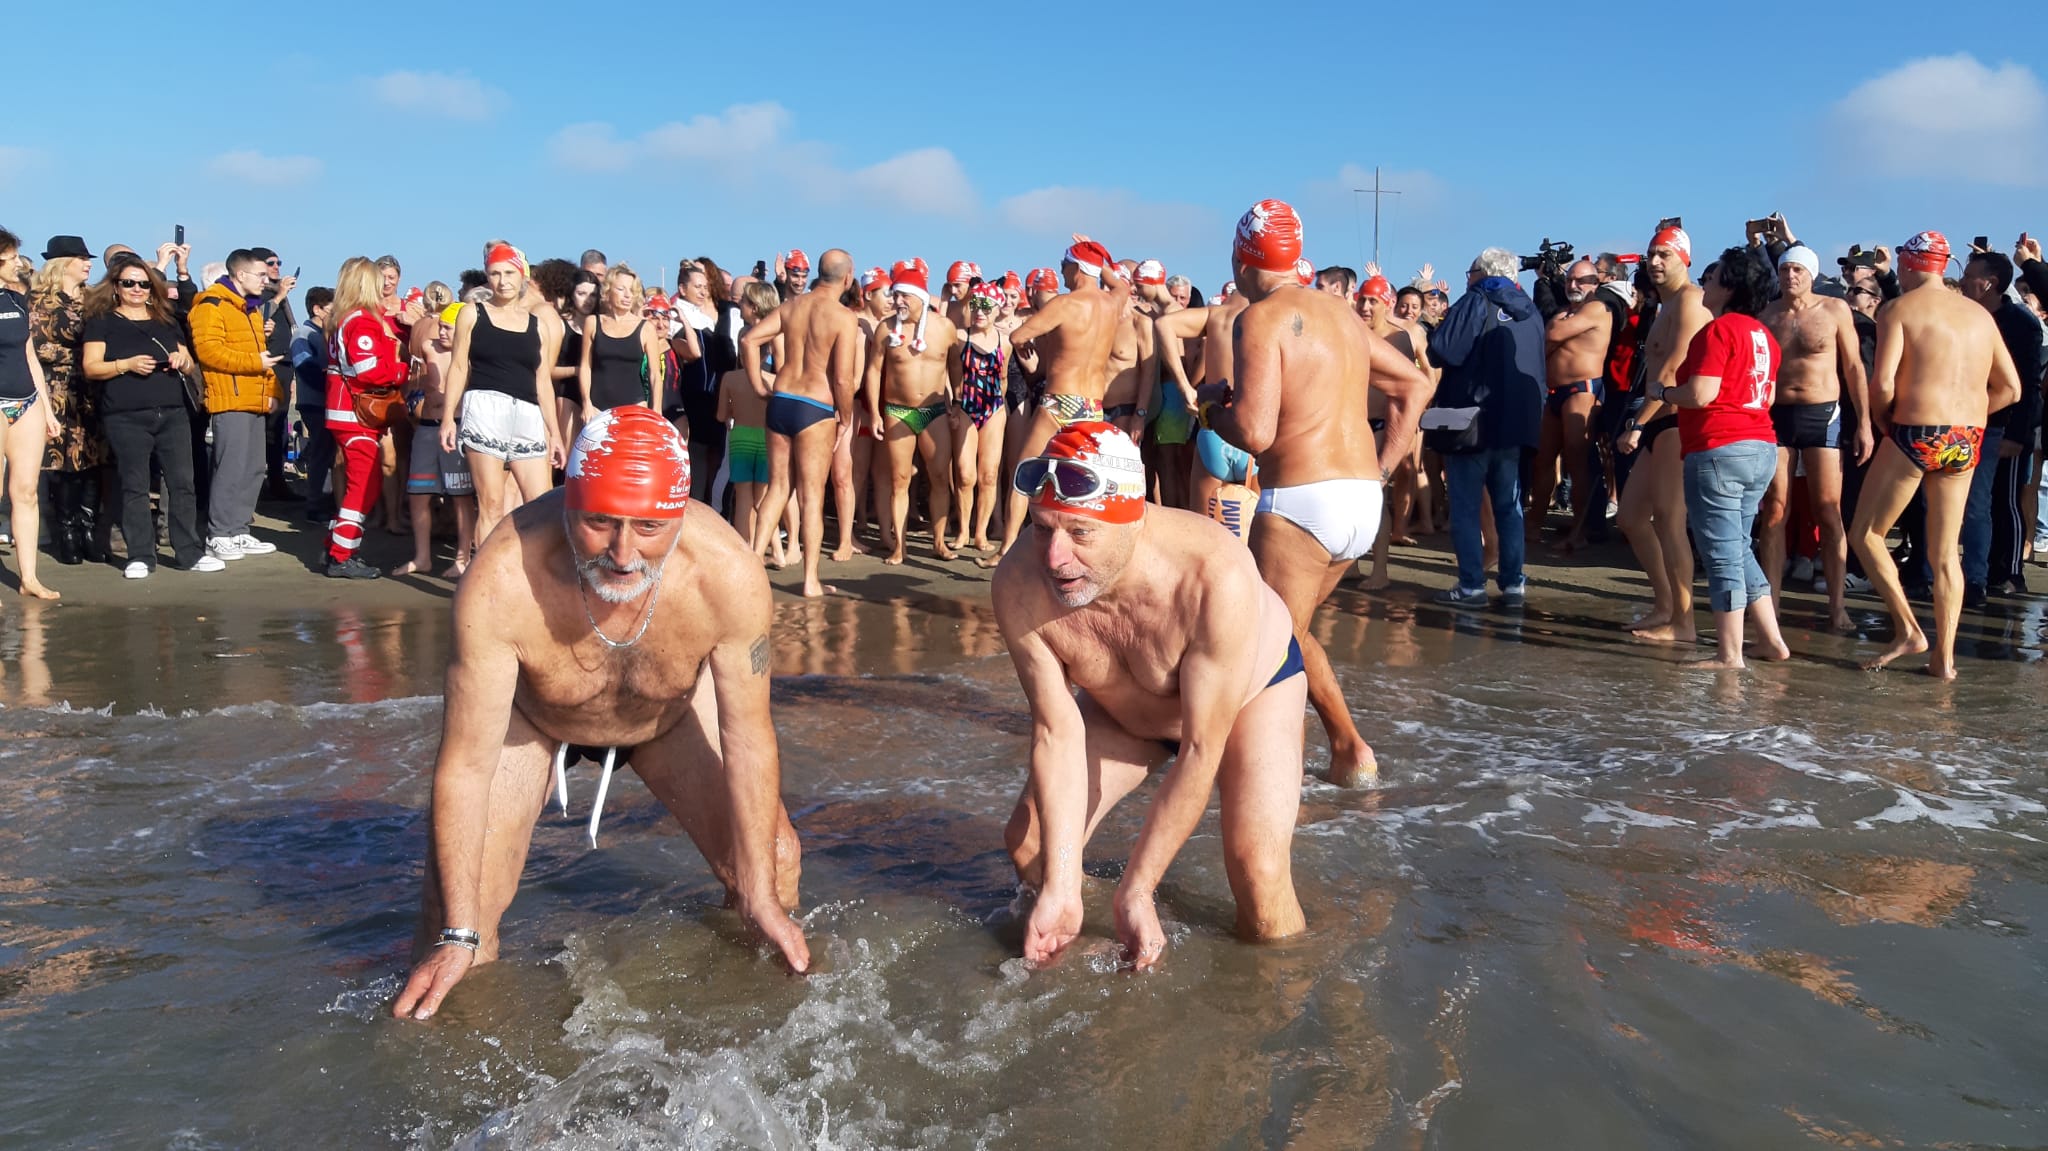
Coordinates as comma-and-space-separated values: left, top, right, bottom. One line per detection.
742, 247, 860, 597
987, 239, 1132, 563
994, 422, 1308, 969
1534, 258, 1614, 552
393, 408, 808, 1021
1202, 200, 1433, 787
864, 258, 961, 563
1614, 225, 1710, 642
1758, 244, 1871, 632
1850, 231, 2021, 680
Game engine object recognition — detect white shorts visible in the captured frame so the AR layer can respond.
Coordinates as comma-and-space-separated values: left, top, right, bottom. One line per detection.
456, 389, 548, 462
1257, 477, 1384, 562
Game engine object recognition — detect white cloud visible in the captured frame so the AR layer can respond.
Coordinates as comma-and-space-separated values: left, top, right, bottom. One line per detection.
208, 150, 322, 187
545, 102, 977, 219
0, 145, 44, 186
997, 186, 1215, 250
853, 148, 976, 218
1832, 54, 2047, 186
369, 70, 504, 121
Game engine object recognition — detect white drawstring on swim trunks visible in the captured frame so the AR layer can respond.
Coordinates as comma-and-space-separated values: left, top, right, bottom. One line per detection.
554, 742, 621, 849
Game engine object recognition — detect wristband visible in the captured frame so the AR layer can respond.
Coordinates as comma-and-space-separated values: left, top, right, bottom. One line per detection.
436, 927, 481, 952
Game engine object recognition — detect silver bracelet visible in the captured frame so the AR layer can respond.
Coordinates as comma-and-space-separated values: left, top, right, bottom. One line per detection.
436, 927, 481, 952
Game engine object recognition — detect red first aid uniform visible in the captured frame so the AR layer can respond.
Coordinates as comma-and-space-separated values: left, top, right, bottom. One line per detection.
325, 307, 408, 564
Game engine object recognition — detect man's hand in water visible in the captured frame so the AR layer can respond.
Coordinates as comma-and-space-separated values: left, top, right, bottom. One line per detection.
746, 898, 811, 973
1115, 888, 1167, 972
392, 943, 474, 1020
1023, 887, 1084, 965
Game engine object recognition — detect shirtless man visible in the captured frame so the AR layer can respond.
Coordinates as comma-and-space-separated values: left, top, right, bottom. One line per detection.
392, 408, 808, 1021
1758, 245, 1872, 631
987, 240, 1131, 561
1134, 263, 1196, 508
1534, 258, 1614, 552
742, 248, 860, 597
1101, 289, 1155, 440
863, 259, 960, 563
941, 261, 979, 329
1357, 273, 1433, 586
1614, 225, 1709, 643
837, 266, 894, 550
994, 422, 1308, 969
1849, 231, 2022, 680
1202, 200, 1433, 787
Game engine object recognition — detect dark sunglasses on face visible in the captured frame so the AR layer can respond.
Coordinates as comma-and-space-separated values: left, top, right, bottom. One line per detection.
116, 278, 151, 289
1570, 276, 1600, 286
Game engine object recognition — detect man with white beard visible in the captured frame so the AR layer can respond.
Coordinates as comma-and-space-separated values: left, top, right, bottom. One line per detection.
393, 407, 809, 1022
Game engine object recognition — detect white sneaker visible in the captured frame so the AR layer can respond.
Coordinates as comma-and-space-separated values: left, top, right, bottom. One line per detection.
1843, 573, 1872, 594
229, 533, 276, 556
189, 554, 226, 573
207, 536, 245, 560
123, 561, 149, 580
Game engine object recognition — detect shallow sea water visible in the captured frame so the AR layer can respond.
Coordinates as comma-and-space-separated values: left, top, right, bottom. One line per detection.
0, 586, 2044, 1148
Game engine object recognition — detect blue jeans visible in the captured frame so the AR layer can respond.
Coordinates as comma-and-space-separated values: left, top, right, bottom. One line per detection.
1445, 447, 1525, 591
1683, 439, 1777, 613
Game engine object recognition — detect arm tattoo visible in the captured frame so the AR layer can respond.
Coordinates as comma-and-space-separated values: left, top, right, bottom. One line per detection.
1290, 312, 1304, 336
748, 634, 770, 676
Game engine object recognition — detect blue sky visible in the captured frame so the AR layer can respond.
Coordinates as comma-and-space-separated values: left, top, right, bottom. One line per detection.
4, 2, 2044, 308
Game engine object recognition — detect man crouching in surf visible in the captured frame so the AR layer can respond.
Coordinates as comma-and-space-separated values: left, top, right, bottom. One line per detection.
393, 406, 807, 1021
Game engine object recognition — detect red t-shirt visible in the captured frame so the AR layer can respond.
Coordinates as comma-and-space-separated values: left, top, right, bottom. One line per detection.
1676, 314, 1778, 455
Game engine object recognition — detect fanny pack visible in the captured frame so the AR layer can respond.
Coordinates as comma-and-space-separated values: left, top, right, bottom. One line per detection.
1420, 406, 1483, 455
351, 385, 407, 431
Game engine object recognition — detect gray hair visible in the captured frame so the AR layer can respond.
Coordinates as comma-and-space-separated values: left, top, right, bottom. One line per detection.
1472, 248, 1519, 278
1165, 274, 1192, 291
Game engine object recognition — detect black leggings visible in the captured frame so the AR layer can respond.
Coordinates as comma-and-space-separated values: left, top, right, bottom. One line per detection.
103, 406, 202, 568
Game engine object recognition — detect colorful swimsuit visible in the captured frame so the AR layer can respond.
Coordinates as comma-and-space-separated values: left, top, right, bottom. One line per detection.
885, 401, 946, 435
1039, 392, 1105, 427
958, 338, 1005, 427
1890, 424, 1983, 474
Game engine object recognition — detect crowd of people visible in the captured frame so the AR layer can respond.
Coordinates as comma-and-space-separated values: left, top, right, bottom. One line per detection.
1, 200, 2037, 993
0, 212, 2043, 684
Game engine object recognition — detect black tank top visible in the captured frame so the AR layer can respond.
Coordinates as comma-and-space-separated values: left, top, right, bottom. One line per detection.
466, 304, 541, 404
0, 289, 31, 400
588, 318, 647, 411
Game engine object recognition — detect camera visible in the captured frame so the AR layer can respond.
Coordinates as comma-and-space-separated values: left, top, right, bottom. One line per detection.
1521, 238, 1575, 277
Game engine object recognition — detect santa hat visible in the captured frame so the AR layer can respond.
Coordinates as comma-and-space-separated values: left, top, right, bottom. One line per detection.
889, 258, 933, 352
1063, 240, 1113, 278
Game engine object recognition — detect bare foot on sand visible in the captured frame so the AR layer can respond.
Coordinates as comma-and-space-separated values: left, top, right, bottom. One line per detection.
1628, 610, 1671, 631
391, 558, 430, 576
933, 540, 957, 561
831, 539, 866, 561
440, 562, 467, 580
1829, 611, 1855, 633
1630, 621, 1697, 644
800, 580, 839, 599
1689, 655, 1747, 670
974, 551, 1005, 570
1751, 637, 1793, 662
1362, 571, 1392, 591
18, 580, 58, 601
1863, 630, 1929, 672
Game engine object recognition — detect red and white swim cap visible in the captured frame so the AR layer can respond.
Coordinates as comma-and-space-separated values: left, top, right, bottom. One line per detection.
1133, 259, 1167, 286
1031, 421, 1147, 525
1295, 258, 1316, 287
891, 258, 931, 302
1899, 230, 1952, 274
1025, 267, 1060, 295
485, 244, 526, 275
1649, 226, 1691, 267
1234, 199, 1304, 273
1357, 275, 1395, 305
643, 291, 673, 315
860, 266, 890, 292
1063, 241, 1113, 278
785, 248, 810, 271
1000, 269, 1022, 292
968, 281, 1006, 310
946, 260, 975, 285
565, 406, 691, 519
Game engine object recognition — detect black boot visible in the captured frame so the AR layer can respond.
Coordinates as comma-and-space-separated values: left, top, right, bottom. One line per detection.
78, 471, 110, 565
46, 473, 81, 566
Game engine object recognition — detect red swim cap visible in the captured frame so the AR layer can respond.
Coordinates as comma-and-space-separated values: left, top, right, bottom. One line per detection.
1649, 226, 1691, 267
485, 244, 526, 275
1357, 275, 1395, 305
1001, 269, 1022, 292
1898, 230, 1951, 274
890, 258, 931, 301
946, 260, 974, 285
1295, 258, 1316, 287
786, 248, 810, 270
1134, 259, 1167, 286
1234, 199, 1303, 274
642, 291, 672, 316
1025, 267, 1060, 295
969, 281, 1005, 310
1027, 421, 1147, 525
565, 407, 691, 519
860, 266, 890, 292
1064, 241, 1112, 278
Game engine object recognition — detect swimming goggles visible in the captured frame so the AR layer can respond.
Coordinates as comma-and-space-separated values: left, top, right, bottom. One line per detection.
1013, 456, 1111, 504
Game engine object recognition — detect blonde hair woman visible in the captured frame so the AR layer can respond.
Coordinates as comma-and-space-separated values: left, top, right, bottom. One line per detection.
320, 257, 410, 579
30, 236, 108, 566
577, 264, 668, 425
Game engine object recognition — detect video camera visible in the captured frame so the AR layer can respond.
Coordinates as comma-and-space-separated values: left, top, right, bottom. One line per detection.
1521, 238, 1575, 278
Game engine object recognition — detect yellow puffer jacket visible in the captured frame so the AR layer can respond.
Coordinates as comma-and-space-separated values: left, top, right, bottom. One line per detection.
188, 281, 282, 414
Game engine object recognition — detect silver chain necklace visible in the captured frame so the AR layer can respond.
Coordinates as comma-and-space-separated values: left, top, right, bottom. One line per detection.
579, 571, 662, 649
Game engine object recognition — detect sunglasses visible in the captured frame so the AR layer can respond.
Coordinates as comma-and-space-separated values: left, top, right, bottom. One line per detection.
116, 278, 151, 289
1013, 457, 1111, 503
968, 298, 997, 312
1570, 275, 1601, 287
